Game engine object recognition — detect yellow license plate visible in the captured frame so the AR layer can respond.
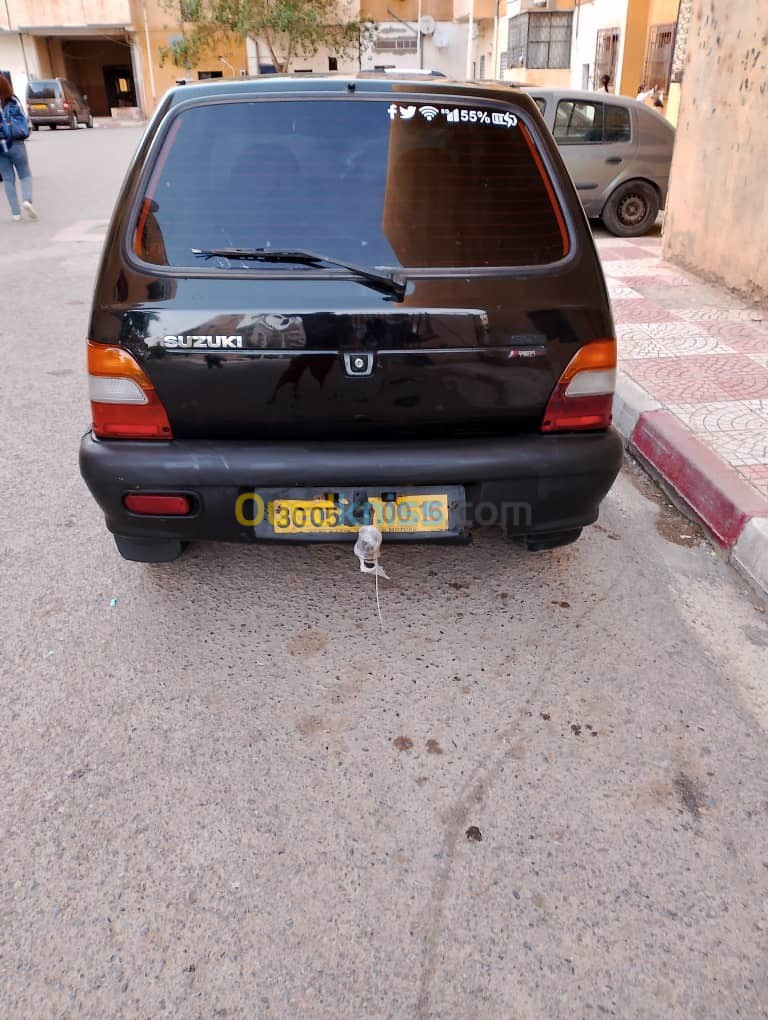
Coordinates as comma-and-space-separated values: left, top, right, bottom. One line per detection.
271, 494, 450, 534
31, 104, 47, 110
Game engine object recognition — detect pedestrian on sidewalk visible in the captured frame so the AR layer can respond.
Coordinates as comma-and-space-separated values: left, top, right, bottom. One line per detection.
0, 74, 37, 222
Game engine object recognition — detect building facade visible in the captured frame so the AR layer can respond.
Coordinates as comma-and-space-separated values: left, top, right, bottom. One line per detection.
1, 0, 686, 120
0, 0, 481, 117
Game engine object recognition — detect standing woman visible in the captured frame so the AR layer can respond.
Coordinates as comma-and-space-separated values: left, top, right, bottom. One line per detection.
0, 74, 37, 221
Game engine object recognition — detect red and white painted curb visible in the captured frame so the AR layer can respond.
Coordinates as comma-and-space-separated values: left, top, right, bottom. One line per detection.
614, 369, 768, 596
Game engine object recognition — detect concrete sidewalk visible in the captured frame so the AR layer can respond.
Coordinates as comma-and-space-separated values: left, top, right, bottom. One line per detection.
601, 233, 768, 596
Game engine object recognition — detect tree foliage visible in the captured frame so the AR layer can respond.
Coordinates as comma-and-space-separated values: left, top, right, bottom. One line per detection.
162, 0, 375, 74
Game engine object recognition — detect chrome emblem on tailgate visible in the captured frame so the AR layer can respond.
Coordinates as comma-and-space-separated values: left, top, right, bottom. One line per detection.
145, 335, 244, 350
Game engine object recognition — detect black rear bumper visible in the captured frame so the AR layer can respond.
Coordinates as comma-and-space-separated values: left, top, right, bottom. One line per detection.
79, 429, 623, 543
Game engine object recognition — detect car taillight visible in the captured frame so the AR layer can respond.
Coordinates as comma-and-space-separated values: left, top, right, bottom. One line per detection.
62, 102, 69, 109
87, 342, 172, 440
541, 340, 616, 433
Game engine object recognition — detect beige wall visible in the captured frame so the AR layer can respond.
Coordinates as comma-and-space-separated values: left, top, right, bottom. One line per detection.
5, 0, 132, 28
504, 66, 571, 86
663, 0, 768, 301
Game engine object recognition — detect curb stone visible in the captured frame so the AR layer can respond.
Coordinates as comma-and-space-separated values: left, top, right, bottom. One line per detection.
612, 373, 768, 599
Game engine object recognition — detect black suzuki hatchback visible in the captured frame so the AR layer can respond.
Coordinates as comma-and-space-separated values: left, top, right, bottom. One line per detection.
80, 74, 622, 562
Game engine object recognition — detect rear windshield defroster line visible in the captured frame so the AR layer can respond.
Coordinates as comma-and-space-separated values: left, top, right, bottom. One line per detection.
133, 97, 570, 273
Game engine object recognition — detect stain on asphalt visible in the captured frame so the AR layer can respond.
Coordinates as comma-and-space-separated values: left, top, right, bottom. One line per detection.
570, 724, 582, 736
743, 625, 768, 648
594, 523, 620, 540
674, 772, 705, 820
394, 736, 414, 751
287, 630, 328, 656
296, 715, 323, 736
541, 713, 551, 721
625, 457, 705, 547
465, 826, 483, 842
447, 581, 471, 591
426, 739, 444, 754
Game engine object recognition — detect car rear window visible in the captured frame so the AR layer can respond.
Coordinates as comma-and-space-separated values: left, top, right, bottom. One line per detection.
27, 80, 59, 100
134, 99, 568, 270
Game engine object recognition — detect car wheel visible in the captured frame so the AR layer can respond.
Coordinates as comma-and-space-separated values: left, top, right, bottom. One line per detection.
50, 124, 57, 130
32, 123, 39, 131
514, 529, 583, 551
69, 113, 77, 130
114, 536, 188, 562
86, 113, 94, 128
602, 180, 660, 237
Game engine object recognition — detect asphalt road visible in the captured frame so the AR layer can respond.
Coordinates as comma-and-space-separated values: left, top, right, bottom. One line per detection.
2, 127, 768, 1020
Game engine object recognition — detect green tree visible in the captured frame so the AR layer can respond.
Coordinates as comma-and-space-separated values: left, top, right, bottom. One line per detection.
162, 0, 375, 74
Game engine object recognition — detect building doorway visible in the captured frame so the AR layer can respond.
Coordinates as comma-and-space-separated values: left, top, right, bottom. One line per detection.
103, 65, 136, 109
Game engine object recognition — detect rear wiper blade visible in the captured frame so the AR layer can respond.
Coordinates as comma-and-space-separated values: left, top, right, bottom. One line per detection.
192, 247, 406, 300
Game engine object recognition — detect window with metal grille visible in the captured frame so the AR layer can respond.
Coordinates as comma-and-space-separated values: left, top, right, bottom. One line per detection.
499, 51, 509, 73
507, 12, 573, 70
642, 23, 675, 95
375, 35, 417, 52
479, 55, 486, 80
593, 27, 620, 89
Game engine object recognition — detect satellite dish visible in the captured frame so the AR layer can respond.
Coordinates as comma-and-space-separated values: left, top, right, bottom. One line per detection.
432, 28, 448, 48
418, 14, 436, 35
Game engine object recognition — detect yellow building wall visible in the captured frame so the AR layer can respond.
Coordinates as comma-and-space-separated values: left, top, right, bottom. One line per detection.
647, 0, 679, 26
618, 0, 650, 95
362, 0, 453, 20
503, 66, 570, 86
665, 79, 680, 126
453, 0, 497, 22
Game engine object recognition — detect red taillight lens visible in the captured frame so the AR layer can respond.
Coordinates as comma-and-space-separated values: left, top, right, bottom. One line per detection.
88, 342, 172, 440
542, 340, 617, 433
62, 102, 69, 109
124, 494, 191, 515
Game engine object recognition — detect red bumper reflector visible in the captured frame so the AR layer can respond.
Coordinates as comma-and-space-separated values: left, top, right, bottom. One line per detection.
124, 494, 191, 516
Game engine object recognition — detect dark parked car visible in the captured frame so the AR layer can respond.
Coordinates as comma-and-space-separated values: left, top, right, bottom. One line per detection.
26, 78, 93, 130
80, 74, 622, 562
524, 88, 675, 236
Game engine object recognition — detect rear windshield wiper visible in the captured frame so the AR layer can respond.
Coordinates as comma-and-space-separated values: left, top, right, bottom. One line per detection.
192, 247, 406, 301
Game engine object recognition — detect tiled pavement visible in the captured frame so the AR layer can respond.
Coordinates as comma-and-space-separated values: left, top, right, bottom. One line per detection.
597, 234, 768, 500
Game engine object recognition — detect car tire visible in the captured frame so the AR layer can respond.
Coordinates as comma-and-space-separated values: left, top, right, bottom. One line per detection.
69, 113, 77, 130
50, 124, 57, 130
86, 114, 94, 128
114, 535, 188, 563
32, 123, 39, 131
602, 180, 660, 237
514, 529, 583, 551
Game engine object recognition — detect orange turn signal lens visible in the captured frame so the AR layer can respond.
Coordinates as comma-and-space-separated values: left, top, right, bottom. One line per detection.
542, 339, 617, 433
87, 342, 172, 440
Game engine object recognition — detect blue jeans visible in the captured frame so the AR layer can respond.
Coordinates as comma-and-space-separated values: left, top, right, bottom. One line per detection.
0, 141, 33, 216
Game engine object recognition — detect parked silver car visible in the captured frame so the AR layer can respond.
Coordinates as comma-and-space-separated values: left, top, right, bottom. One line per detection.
523, 88, 675, 237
